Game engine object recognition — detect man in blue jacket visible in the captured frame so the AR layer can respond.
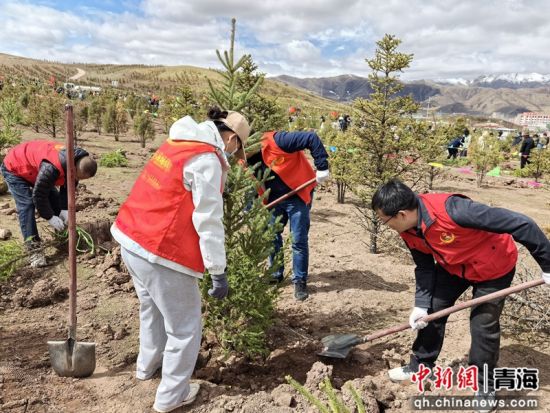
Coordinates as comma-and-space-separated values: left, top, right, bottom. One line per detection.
248, 130, 329, 300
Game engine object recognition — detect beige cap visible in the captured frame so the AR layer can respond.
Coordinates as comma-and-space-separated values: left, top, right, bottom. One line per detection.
217, 111, 250, 161
219, 111, 250, 145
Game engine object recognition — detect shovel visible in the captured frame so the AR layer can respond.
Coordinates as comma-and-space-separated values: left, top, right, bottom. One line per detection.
48, 105, 96, 378
318, 278, 545, 359
266, 177, 317, 209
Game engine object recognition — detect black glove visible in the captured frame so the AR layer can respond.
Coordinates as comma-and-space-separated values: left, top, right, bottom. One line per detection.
208, 273, 229, 299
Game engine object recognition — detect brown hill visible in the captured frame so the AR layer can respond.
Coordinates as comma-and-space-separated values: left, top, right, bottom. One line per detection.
0, 53, 346, 114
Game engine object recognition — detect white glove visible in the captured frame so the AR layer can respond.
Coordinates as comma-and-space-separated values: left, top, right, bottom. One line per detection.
59, 210, 69, 224
316, 169, 330, 184
48, 216, 66, 231
542, 272, 550, 285
409, 307, 429, 330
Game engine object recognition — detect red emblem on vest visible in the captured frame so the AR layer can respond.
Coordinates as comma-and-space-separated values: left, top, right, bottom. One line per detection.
440, 232, 456, 244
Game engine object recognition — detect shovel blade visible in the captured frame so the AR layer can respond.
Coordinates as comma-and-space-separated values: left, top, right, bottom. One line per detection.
317, 333, 363, 359
48, 338, 96, 378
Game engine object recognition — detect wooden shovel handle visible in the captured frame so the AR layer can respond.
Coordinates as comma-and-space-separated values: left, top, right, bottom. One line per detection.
363, 278, 545, 343
265, 178, 317, 209
65, 105, 78, 340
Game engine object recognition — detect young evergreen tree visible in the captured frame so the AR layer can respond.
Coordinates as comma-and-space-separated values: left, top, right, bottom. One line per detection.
350, 34, 420, 253
328, 131, 358, 203
133, 111, 155, 148
469, 132, 502, 187
204, 18, 285, 357
102, 100, 128, 141
88, 96, 104, 134
37, 93, 65, 138
0, 97, 23, 153
416, 121, 449, 190
524, 147, 550, 183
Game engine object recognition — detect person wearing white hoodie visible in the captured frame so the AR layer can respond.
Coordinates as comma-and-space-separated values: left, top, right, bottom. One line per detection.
111, 107, 250, 413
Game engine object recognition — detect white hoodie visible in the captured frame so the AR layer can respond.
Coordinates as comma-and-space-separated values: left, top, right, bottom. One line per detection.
111, 116, 229, 278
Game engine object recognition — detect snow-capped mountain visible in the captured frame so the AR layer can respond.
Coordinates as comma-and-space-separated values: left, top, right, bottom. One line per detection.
475, 72, 550, 84
436, 73, 550, 88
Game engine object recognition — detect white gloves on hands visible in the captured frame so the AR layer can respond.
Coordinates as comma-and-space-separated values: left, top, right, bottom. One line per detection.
59, 210, 69, 224
409, 307, 429, 330
542, 272, 550, 285
316, 169, 330, 184
48, 216, 66, 231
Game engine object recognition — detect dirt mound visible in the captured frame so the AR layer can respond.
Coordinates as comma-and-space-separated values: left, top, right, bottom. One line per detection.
12, 278, 68, 308
95, 245, 130, 286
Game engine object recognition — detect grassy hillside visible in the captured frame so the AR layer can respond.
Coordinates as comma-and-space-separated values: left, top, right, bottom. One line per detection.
0, 53, 347, 114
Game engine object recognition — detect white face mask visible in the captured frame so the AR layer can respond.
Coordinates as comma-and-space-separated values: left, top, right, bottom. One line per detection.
224, 135, 240, 159
224, 147, 239, 159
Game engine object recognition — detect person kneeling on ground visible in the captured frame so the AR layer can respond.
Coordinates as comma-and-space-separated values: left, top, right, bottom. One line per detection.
371, 179, 550, 412
1, 140, 97, 267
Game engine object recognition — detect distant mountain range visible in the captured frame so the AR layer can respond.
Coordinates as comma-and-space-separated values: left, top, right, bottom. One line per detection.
273, 73, 550, 118
436, 73, 550, 89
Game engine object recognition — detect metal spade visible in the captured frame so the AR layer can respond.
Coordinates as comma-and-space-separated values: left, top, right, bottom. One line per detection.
48, 105, 96, 377
318, 278, 544, 359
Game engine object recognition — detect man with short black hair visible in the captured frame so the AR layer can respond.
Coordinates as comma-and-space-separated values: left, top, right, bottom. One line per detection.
371, 179, 550, 410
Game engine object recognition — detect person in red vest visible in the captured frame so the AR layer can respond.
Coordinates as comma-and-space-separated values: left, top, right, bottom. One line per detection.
1, 140, 97, 267
247, 130, 329, 301
111, 107, 250, 413
371, 179, 550, 408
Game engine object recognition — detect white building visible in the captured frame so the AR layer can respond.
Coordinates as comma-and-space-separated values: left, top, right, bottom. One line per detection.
514, 112, 550, 129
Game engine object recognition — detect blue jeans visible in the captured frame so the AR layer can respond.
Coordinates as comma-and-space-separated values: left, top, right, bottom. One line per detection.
1, 163, 60, 245
269, 196, 310, 284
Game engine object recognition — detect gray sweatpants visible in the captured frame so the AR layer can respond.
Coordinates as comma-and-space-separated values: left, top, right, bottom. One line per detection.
121, 247, 202, 411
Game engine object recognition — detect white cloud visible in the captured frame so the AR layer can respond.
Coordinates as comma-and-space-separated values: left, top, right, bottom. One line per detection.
1, 0, 550, 80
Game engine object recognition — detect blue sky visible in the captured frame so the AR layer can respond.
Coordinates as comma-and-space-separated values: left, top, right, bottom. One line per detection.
1, 0, 550, 80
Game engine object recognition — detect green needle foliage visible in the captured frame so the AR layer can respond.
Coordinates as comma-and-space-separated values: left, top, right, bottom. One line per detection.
0, 240, 25, 281
349, 34, 421, 253
207, 19, 263, 114
286, 375, 367, 413
469, 132, 503, 187
0, 97, 23, 152
201, 164, 283, 357
201, 19, 287, 358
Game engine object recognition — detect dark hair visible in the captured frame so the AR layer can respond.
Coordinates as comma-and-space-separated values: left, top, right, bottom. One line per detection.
207, 106, 227, 120
371, 179, 418, 216
207, 106, 234, 134
463, 128, 469, 136
77, 156, 97, 178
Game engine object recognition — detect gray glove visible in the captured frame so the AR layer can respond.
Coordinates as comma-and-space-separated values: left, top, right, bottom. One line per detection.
208, 273, 228, 299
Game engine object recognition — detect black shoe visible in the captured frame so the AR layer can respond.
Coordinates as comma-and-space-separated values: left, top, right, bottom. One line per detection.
294, 282, 308, 301
269, 276, 284, 285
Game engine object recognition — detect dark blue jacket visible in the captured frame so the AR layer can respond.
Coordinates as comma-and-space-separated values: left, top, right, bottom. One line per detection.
248, 131, 329, 203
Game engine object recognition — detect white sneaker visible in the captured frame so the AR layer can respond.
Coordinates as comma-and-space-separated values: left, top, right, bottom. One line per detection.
475, 391, 497, 413
153, 382, 200, 412
388, 365, 415, 382
30, 253, 47, 268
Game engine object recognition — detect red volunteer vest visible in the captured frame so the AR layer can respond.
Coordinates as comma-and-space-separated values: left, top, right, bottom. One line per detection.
4, 140, 65, 185
400, 193, 517, 282
115, 140, 223, 273
261, 131, 316, 204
